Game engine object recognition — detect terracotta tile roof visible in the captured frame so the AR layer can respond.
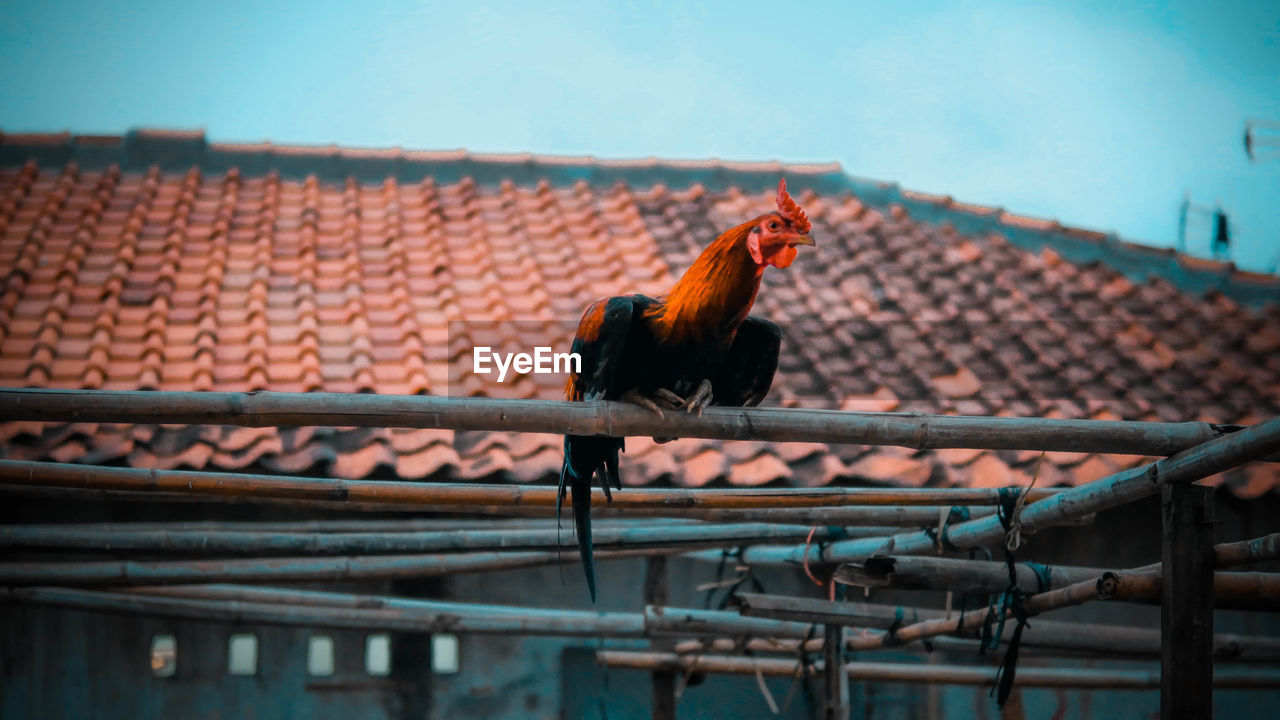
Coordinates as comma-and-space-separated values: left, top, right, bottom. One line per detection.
2, 129, 1278, 497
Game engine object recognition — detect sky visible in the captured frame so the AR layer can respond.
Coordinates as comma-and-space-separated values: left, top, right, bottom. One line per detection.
2, 1, 1278, 272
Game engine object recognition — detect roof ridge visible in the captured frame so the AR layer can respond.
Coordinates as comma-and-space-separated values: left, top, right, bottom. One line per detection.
1, 127, 1276, 308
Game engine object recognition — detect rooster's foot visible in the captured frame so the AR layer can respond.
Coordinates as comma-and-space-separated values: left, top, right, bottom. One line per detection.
685, 380, 713, 417
621, 388, 685, 420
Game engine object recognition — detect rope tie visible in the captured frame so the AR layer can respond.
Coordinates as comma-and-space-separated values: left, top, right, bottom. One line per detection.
985, 454, 1045, 708
923, 505, 968, 553
801, 527, 844, 590
704, 546, 764, 610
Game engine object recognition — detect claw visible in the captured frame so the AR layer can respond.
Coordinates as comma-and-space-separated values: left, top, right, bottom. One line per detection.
621, 389, 666, 419
685, 380, 713, 417
653, 388, 686, 408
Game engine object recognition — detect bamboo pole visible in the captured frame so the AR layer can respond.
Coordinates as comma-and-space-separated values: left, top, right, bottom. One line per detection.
1161, 483, 1214, 720
4, 584, 803, 646
0, 484, 1009, 525
733, 594, 1280, 662
0, 544, 720, 586
0, 387, 1241, 455
831, 533, 1280, 596
834, 556, 1104, 594
644, 557, 677, 720
0, 459, 1060, 509
698, 416, 1280, 567
642, 605, 814, 639
595, 651, 1280, 689
129, 585, 1280, 663
834, 566, 1280, 654
1109, 570, 1280, 602
0, 521, 872, 556
1214, 533, 1280, 567
0, 517, 704, 535
2, 585, 646, 637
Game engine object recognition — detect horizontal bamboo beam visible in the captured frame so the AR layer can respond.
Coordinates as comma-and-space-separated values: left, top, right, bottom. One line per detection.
127, 586, 1280, 661
832, 534, 1280, 596
0, 458, 1060, 509
642, 604, 814, 639
1109, 570, 1280, 603
0, 517, 703, 535
0, 522, 877, 556
705, 416, 1280, 567
4, 584, 805, 645
834, 556, 1104, 594
0, 544, 711, 586
0, 483, 1010, 526
733, 594, 1280, 662
627, 505, 1004, 526
0, 387, 1242, 454
595, 651, 1280, 689
1214, 534, 1280, 567
3, 586, 646, 637
836, 565, 1280, 654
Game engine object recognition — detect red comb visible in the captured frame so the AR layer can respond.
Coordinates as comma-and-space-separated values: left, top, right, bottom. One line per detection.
775, 179, 811, 233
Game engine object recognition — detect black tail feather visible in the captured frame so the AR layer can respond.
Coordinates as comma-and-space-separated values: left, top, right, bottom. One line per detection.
571, 472, 595, 601
561, 435, 622, 603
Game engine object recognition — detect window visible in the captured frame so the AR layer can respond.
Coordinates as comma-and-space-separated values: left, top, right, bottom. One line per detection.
307, 635, 335, 677
365, 634, 391, 676
150, 634, 177, 677
228, 634, 258, 676
431, 634, 459, 674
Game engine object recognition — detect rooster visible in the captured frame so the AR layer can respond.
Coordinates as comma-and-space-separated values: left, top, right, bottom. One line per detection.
559, 179, 815, 600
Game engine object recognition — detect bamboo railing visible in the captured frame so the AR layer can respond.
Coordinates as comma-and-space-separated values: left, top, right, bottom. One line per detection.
0, 459, 1060, 509
0, 387, 1244, 455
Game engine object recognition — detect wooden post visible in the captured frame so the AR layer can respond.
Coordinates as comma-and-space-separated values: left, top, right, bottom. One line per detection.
1161, 483, 1214, 720
645, 557, 676, 720
824, 583, 850, 720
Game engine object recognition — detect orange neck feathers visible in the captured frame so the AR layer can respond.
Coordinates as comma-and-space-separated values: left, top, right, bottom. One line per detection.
647, 219, 764, 342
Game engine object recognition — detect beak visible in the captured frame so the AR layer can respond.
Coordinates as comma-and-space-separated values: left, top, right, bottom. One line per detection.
789, 235, 815, 247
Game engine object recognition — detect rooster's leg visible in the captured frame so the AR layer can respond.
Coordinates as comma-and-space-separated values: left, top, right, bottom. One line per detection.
685, 379, 713, 417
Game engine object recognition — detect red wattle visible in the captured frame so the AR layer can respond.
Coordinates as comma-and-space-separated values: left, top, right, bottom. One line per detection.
768, 245, 798, 268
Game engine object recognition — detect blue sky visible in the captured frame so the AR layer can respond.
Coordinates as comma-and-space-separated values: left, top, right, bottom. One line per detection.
3, 1, 1277, 271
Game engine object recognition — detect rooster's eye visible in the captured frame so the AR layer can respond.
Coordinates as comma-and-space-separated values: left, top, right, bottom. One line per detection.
768, 221, 780, 231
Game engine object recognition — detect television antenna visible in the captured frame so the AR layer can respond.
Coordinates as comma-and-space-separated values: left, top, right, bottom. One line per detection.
1177, 193, 1231, 260
1244, 118, 1280, 163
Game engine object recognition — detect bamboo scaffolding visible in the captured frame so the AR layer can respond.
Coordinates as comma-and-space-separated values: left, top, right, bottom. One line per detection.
694, 416, 1280, 567
0, 387, 1242, 455
0, 521, 884, 556
0, 544, 723, 586
733, 594, 1280, 662
0, 459, 1060, 509
594, 651, 1280, 689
